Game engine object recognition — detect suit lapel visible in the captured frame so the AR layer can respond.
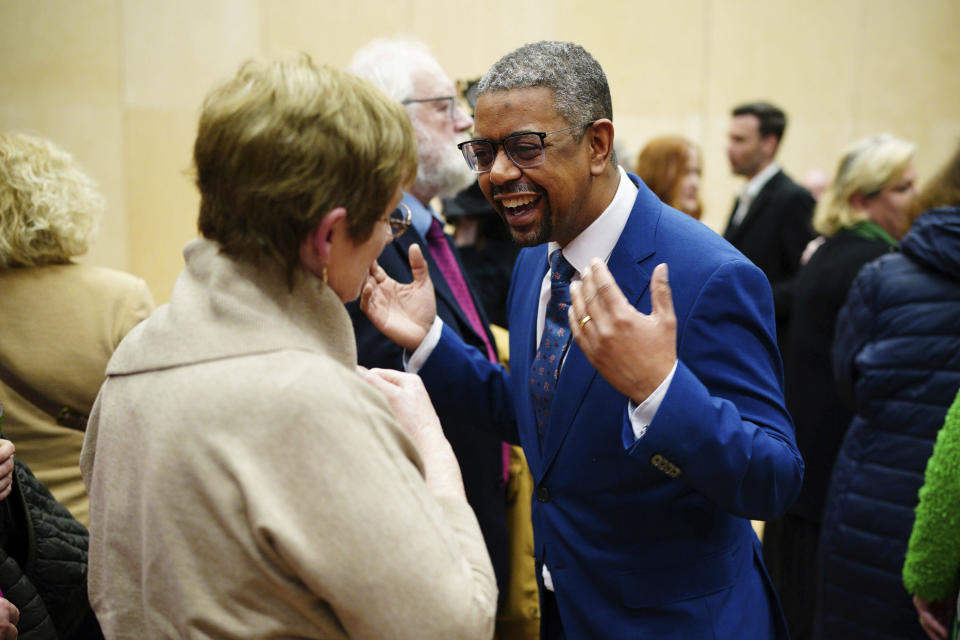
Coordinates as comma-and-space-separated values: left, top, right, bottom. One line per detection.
444, 232, 499, 351
723, 197, 740, 238
726, 170, 783, 243
536, 176, 659, 480
511, 246, 550, 473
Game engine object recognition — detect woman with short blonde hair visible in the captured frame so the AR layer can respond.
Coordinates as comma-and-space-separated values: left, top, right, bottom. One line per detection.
80, 55, 497, 639
813, 133, 916, 239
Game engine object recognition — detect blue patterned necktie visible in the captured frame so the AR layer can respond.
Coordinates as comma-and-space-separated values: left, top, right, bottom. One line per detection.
531, 249, 577, 445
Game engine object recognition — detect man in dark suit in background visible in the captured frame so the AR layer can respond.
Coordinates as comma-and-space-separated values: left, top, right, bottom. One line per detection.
345, 38, 510, 607
724, 101, 815, 355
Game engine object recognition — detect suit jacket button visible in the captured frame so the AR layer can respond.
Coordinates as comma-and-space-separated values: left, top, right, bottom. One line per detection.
536, 487, 551, 502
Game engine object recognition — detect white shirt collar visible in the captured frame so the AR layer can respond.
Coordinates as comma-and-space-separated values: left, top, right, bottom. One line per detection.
546, 165, 638, 274
742, 161, 781, 199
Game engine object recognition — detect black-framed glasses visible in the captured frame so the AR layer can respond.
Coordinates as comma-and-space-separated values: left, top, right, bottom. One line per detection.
457, 121, 595, 173
401, 96, 456, 119
383, 202, 411, 239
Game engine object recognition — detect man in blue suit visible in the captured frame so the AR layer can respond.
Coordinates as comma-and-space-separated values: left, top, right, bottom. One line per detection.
361, 41, 803, 639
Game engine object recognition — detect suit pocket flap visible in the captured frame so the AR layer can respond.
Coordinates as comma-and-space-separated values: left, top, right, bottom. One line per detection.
620, 547, 736, 608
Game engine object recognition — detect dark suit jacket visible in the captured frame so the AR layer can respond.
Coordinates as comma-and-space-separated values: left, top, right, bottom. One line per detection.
346, 218, 509, 604
724, 169, 816, 353
418, 175, 803, 639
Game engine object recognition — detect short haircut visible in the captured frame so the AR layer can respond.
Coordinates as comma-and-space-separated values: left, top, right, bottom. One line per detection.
194, 54, 418, 283
813, 133, 916, 236
732, 101, 787, 142
477, 41, 613, 131
0, 132, 103, 267
347, 37, 445, 103
635, 135, 702, 220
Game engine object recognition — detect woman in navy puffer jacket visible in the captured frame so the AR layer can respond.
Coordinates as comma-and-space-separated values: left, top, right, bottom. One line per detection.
815, 143, 960, 639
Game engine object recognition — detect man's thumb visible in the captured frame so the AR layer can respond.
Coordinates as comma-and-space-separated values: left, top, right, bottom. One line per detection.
408, 243, 430, 284
650, 263, 674, 319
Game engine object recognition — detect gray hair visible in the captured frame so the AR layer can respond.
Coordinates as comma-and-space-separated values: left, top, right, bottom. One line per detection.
347, 37, 446, 103
477, 41, 613, 127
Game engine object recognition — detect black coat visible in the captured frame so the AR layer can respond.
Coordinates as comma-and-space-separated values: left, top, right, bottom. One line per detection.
784, 232, 893, 521
346, 222, 510, 605
724, 169, 816, 352
0, 460, 102, 639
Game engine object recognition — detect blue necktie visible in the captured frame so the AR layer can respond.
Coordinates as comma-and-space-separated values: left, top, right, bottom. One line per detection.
531, 249, 576, 445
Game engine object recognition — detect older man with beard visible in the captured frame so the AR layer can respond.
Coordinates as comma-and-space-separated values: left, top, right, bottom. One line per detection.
346, 37, 512, 617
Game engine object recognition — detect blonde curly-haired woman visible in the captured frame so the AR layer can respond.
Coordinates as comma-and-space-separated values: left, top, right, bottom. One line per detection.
0, 132, 154, 526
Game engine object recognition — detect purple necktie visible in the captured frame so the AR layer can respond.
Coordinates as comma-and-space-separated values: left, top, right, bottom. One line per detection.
530, 249, 576, 445
425, 218, 497, 363
425, 217, 510, 482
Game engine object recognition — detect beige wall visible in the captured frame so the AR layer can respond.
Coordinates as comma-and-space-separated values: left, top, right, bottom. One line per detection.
2, 0, 958, 301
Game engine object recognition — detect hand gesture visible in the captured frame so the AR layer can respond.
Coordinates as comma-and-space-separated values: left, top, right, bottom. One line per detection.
0, 597, 19, 640
913, 594, 952, 640
569, 260, 677, 404
0, 439, 15, 503
358, 367, 442, 444
360, 243, 436, 352
358, 367, 464, 498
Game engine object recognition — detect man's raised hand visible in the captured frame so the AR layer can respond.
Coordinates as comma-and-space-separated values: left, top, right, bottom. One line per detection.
569, 260, 677, 404
360, 243, 437, 352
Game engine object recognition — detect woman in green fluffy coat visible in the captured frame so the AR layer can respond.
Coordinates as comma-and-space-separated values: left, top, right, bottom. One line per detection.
904, 386, 960, 640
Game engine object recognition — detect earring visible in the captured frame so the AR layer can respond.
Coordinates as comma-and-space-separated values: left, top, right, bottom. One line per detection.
322, 265, 328, 286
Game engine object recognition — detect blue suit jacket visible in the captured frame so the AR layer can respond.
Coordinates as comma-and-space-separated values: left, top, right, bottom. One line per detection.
419, 175, 803, 639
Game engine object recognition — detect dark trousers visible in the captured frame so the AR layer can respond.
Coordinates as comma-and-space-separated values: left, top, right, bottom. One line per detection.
763, 512, 821, 640
540, 587, 566, 640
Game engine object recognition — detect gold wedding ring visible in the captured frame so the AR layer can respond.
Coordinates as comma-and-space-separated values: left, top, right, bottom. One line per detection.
578, 314, 592, 329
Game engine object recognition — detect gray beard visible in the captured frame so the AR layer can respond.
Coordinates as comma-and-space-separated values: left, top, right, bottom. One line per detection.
416, 147, 476, 200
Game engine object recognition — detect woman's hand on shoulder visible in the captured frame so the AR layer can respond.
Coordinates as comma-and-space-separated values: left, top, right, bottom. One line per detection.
358, 367, 441, 444
358, 367, 464, 499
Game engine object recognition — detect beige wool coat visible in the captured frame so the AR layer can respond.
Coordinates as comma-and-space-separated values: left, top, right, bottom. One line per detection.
0, 262, 154, 525
81, 238, 497, 639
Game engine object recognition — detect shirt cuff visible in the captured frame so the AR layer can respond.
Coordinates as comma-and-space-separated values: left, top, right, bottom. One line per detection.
626, 361, 678, 441
404, 316, 444, 373
542, 564, 554, 591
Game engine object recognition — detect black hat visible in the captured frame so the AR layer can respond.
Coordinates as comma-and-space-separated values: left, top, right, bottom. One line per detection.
442, 181, 495, 219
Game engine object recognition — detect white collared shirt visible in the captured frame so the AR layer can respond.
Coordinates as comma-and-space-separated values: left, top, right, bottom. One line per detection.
730, 161, 780, 228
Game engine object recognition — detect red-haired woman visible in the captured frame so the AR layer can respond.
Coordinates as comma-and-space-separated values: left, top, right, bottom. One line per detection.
635, 134, 703, 219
